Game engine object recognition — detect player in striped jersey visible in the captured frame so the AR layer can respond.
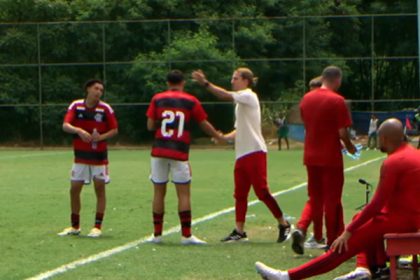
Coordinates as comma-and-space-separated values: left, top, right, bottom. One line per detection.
58, 79, 118, 238
146, 70, 222, 245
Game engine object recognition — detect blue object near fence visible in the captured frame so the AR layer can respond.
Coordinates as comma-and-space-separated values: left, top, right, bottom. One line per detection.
288, 124, 305, 142
352, 111, 416, 134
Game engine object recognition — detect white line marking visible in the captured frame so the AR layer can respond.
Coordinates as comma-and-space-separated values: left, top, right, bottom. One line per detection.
0, 151, 69, 160
27, 156, 384, 280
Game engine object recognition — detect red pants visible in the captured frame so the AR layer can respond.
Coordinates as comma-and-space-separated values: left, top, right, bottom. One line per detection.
234, 151, 283, 222
297, 165, 344, 244
288, 213, 420, 279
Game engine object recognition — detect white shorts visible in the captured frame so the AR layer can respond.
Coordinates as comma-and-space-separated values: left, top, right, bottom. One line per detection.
150, 157, 192, 184
71, 163, 110, 185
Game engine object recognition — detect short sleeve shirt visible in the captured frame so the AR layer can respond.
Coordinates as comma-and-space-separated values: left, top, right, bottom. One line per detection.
300, 88, 352, 167
64, 99, 118, 165
146, 90, 207, 161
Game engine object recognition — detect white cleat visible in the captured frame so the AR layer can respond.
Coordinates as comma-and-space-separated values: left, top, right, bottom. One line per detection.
181, 235, 207, 245
57, 227, 81, 236
304, 234, 328, 250
87, 227, 102, 238
147, 235, 163, 244
255, 261, 290, 280
333, 267, 372, 280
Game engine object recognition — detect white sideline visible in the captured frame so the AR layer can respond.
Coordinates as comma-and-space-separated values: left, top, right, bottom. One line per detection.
26, 156, 384, 280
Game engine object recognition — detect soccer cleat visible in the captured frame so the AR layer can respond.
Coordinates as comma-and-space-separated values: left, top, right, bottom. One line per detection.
181, 235, 207, 245
255, 261, 290, 280
304, 234, 328, 249
371, 267, 390, 280
57, 227, 81, 236
147, 235, 163, 244
87, 227, 102, 238
291, 229, 305, 255
221, 229, 248, 242
277, 221, 291, 243
333, 267, 372, 280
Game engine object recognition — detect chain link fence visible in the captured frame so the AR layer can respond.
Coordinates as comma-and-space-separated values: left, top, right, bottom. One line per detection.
0, 14, 418, 147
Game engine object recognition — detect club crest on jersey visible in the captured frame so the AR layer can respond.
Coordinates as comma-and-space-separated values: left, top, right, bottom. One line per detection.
94, 113, 103, 122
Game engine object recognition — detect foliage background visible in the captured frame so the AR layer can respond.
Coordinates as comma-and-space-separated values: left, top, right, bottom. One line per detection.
0, 0, 418, 145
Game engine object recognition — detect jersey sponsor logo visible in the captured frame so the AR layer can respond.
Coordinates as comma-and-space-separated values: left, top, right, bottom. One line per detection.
94, 113, 103, 122
155, 98, 195, 110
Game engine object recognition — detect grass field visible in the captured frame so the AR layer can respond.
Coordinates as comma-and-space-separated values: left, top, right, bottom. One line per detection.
0, 147, 391, 279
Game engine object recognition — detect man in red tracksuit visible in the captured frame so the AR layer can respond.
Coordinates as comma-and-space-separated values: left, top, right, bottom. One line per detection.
255, 118, 420, 280
291, 66, 355, 254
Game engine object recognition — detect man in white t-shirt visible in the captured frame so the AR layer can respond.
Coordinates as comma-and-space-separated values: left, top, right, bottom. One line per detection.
192, 68, 290, 242
367, 114, 378, 150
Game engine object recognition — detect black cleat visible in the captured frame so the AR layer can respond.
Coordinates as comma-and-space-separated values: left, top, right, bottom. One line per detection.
221, 229, 248, 242
277, 221, 291, 243
291, 229, 305, 255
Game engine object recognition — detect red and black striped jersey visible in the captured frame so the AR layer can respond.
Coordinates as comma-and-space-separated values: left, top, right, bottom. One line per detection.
146, 90, 207, 161
64, 99, 118, 165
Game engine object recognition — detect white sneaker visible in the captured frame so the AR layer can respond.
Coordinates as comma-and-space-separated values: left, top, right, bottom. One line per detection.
181, 235, 207, 245
304, 234, 328, 249
334, 267, 372, 280
87, 227, 102, 238
57, 227, 81, 236
255, 262, 290, 280
147, 235, 163, 244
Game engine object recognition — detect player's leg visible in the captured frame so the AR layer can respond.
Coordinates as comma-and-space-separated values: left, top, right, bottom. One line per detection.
58, 163, 87, 236
285, 137, 290, 150
250, 152, 290, 242
278, 136, 282, 150
221, 157, 252, 242
87, 165, 109, 237
172, 160, 205, 244
150, 157, 169, 242
257, 214, 409, 280
293, 165, 324, 254
323, 166, 344, 246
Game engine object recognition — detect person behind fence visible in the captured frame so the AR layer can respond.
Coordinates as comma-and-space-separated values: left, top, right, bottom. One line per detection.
414, 107, 420, 149
146, 70, 223, 245
308, 76, 322, 90
274, 113, 289, 151
367, 114, 378, 150
192, 67, 291, 243
291, 66, 356, 255
58, 79, 119, 238
255, 118, 420, 280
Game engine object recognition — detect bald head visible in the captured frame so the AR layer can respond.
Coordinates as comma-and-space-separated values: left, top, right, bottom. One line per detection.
377, 118, 405, 153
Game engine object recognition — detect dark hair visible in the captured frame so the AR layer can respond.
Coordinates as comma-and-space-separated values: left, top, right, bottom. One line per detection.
167, 70, 184, 85
309, 76, 322, 89
84, 79, 104, 93
322, 66, 342, 83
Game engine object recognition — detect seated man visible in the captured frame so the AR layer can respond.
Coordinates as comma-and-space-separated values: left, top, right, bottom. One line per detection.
255, 118, 420, 280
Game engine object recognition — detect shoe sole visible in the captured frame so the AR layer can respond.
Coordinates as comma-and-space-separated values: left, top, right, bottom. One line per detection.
58, 232, 80, 236
222, 238, 249, 243
292, 231, 304, 255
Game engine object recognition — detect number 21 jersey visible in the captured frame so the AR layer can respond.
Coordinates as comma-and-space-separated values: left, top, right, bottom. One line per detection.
146, 90, 208, 161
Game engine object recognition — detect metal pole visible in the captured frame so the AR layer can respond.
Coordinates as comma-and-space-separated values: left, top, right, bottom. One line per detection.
302, 18, 306, 95
370, 16, 375, 112
418, 0, 420, 93
102, 23, 106, 87
37, 24, 44, 149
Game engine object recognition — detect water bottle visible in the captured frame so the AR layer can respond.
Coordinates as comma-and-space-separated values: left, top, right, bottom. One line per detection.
92, 128, 98, 150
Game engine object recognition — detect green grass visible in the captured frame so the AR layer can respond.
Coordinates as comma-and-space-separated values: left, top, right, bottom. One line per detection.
0, 148, 388, 279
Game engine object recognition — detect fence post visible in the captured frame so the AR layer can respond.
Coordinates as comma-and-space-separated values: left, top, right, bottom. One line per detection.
37, 24, 44, 150
370, 15, 375, 113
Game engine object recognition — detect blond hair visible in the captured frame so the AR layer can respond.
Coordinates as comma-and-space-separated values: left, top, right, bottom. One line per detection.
236, 67, 258, 88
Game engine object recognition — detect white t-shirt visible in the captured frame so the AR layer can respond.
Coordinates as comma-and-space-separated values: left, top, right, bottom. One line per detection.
231, 88, 267, 159
368, 118, 378, 134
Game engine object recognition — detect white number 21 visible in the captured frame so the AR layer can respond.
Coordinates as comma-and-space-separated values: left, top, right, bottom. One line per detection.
161, 110, 185, 138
